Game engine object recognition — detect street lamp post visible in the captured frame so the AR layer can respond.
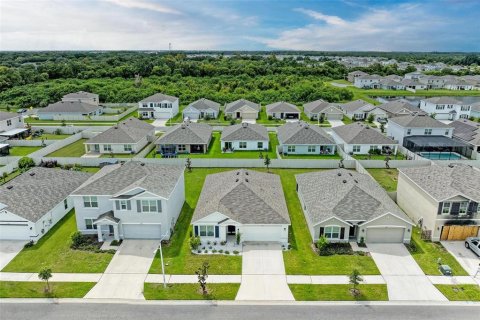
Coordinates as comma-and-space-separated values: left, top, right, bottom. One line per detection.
159, 233, 168, 288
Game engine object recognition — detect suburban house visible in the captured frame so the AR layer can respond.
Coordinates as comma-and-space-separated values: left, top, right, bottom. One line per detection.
265, 101, 301, 120
224, 99, 261, 120
138, 93, 179, 119
377, 100, 425, 118
471, 102, 480, 118
62, 91, 99, 106
353, 75, 383, 88
182, 98, 220, 120
191, 169, 290, 245
155, 121, 212, 155
397, 164, 480, 241
303, 99, 343, 121
38, 101, 104, 120
379, 78, 405, 90
332, 122, 398, 155
296, 169, 414, 243
220, 122, 269, 152
401, 79, 428, 90
419, 97, 471, 120
444, 79, 475, 91
387, 114, 453, 146
277, 121, 336, 155
404, 71, 424, 80
71, 161, 185, 241
84, 117, 155, 155
347, 70, 368, 83
450, 119, 480, 160
340, 99, 386, 120
0, 168, 92, 240
0, 111, 27, 140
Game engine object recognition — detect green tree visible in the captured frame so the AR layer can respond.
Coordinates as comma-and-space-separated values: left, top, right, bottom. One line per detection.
185, 157, 192, 173
195, 262, 210, 295
367, 113, 375, 123
38, 267, 53, 293
264, 154, 271, 173
18, 157, 35, 171
349, 269, 363, 296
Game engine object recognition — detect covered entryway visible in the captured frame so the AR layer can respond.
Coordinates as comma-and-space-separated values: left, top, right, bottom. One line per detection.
440, 225, 479, 241
366, 227, 405, 243
0, 224, 30, 240
94, 211, 120, 242
190, 144, 205, 154
122, 223, 162, 239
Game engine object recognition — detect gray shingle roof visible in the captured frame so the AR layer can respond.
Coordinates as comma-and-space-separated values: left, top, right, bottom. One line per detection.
0, 111, 18, 121
378, 100, 425, 116
72, 161, 184, 198
224, 99, 261, 113
192, 169, 290, 224
0, 168, 92, 222
156, 122, 212, 145
62, 91, 98, 99
332, 122, 397, 145
221, 123, 269, 141
296, 169, 411, 224
303, 99, 341, 114
277, 121, 335, 145
139, 93, 178, 103
423, 97, 462, 105
187, 98, 220, 112
265, 101, 300, 113
39, 101, 101, 114
389, 114, 450, 128
86, 117, 154, 144
340, 99, 375, 113
399, 164, 480, 202
450, 119, 480, 146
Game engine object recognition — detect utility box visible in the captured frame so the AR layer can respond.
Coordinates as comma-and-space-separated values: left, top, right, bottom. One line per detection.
439, 264, 452, 276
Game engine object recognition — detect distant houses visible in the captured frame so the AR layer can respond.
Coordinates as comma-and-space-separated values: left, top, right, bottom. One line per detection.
0, 111, 26, 140
38, 91, 104, 120
138, 93, 179, 120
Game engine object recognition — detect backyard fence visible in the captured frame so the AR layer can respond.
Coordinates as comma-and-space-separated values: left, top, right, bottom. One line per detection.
7, 140, 56, 147
28, 133, 83, 158
50, 106, 138, 122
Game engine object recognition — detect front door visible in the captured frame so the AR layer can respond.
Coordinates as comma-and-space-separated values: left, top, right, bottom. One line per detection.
236, 112, 241, 118
225, 142, 232, 150
349, 225, 356, 239
109, 225, 114, 235
94, 144, 100, 152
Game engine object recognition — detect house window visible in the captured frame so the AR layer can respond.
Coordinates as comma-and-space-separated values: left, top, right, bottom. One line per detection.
141, 200, 158, 213
124, 145, 132, 152
308, 146, 316, 153
85, 218, 97, 230
442, 202, 451, 214
177, 145, 186, 152
406, 129, 411, 135
119, 200, 128, 210
459, 114, 469, 119
287, 145, 296, 153
461, 106, 470, 111
239, 142, 247, 149
352, 145, 361, 153
6, 120, 11, 126
445, 129, 450, 135
424, 129, 432, 135
354, 113, 363, 120
459, 202, 468, 215
199, 225, 214, 237
370, 146, 378, 151
436, 105, 445, 110
64, 199, 68, 210
83, 196, 98, 208
324, 226, 341, 240
103, 144, 112, 152
257, 142, 263, 149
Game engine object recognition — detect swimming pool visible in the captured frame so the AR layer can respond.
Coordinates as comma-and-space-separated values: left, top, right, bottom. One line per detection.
419, 152, 463, 160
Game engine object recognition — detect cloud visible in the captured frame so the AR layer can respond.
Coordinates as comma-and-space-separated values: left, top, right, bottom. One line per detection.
294, 8, 346, 26
102, 0, 181, 15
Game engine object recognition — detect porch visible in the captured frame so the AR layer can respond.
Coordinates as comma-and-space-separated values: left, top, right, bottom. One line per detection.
93, 211, 120, 242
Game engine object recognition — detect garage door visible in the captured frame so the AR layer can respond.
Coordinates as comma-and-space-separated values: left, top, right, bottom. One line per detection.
242, 112, 257, 120
326, 113, 343, 120
122, 224, 161, 239
242, 226, 283, 242
0, 224, 31, 240
183, 111, 199, 120
366, 227, 405, 243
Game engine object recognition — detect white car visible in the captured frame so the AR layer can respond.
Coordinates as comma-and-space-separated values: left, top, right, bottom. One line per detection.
465, 237, 480, 257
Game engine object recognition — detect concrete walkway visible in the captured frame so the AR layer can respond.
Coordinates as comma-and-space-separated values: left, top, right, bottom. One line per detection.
235, 243, 294, 301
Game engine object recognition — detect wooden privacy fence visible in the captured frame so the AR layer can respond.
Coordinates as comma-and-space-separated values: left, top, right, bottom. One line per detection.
440, 225, 480, 241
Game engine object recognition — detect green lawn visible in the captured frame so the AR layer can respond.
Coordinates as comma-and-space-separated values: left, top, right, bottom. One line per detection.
367, 169, 399, 192
256, 108, 286, 125
196, 111, 233, 126
46, 139, 87, 157
408, 228, 468, 276
354, 153, 406, 161
280, 152, 342, 160
144, 283, 240, 300
31, 134, 72, 140
289, 284, 388, 301
2, 210, 114, 273
0, 170, 22, 185
435, 285, 480, 301
8, 146, 43, 156
0, 281, 95, 298
342, 116, 353, 124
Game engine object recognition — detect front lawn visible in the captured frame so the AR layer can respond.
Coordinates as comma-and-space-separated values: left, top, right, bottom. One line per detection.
144, 283, 240, 300
8, 146, 43, 156
367, 168, 399, 192
434, 285, 480, 301
0, 281, 95, 298
2, 210, 114, 273
342, 116, 353, 124
46, 139, 87, 157
408, 228, 468, 276
289, 284, 388, 301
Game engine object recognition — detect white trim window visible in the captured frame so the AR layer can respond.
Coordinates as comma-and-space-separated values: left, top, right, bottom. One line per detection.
83, 196, 98, 208
424, 129, 432, 135
239, 142, 247, 149
85, 218, 97, 230
324, 226, 341, 240
177, 145, 186, 152
124, 144, 132, 152
103, 144, 112, 152
407, 129, 412, 135
307, 146, 316, 153
442, 202, 451, 214
352, 145, 361, 153
459, 202, 468, 215
257, 142, 263, 149
141, 200, 158, 213
445, 129, 450, 135
199, 225, 214, 237
64, 199, 68, 210
119, 200, 128, 210
287, 145, 296, 153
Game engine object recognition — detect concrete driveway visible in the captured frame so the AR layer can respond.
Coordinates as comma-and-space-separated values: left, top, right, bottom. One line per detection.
152, 119, 168, 127
368, 243, 447, 301
0, 241, 26, 270
441, 241, 480, 276
85, 240, 159, 300
328, 120, 344, 127
236, 243, 294, 301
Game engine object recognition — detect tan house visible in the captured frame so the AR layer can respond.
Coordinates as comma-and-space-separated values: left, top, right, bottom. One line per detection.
224, 99, 261, 120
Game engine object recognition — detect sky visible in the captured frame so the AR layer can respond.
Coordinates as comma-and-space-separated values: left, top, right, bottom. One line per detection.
1, 0, 479, 51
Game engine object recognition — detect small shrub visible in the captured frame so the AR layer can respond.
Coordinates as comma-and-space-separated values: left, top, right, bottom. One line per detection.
110, 239, 123, 246
406, 241, 418, 253
197, 249, 201, 254
218, 249, 223, 253
24, 240, 34, 248
212, 249, 217, 253
220, 241, 226, 246
207, 241, 211, 245
202, 246, 206, 250
18, 157, 35, 171
189, 236, 201, 250
316, 236, 329, 255
268, 115, 273, 120
213, 241, 217, 245
233, 250, 239, 255
358, 237, 366, 247
209, 246, 212, 250
224, 250, 230, 254
204, 250, 208, 254
70, 231, 88, 249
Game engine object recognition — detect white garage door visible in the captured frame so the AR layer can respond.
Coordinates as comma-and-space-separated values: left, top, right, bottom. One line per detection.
122, 224, 162, 239
326, 113, 343, 120
366, 227, 405, 243
242, 226, 283, 242
242, 112, 257, 120
183, 111, 199, 120
0, 224, 31, 240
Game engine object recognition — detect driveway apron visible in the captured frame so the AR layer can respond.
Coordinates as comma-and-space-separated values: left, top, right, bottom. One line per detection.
0, 241, 26, 270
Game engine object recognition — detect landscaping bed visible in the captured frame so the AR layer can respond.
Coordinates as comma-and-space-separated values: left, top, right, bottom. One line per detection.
289, 284, 388, 301
144, 283, 240, 300
0, 281, 95, 298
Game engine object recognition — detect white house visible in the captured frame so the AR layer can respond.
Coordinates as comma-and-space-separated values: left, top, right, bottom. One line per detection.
138, 93, 179, 119
191, 169, 290, 246
155, 121, 212, 155
265, 101, 301, 120
0, 168, 92, 240
303, 99, 343, 121
387, 114, 453, 145
353, 75, 383, 88
38, 101, 103, 120
220, 122, 269, 152
450, 119, 480, 160
296, 169, 414, 243
182, 98, 220, 120
339, 99, 386, 120
71, 161, 185, 241
277, 121, 336, 155
62, 91, 100, 106
224, 99, 261, 120
420, 97, 471, 120
0, 111, 26, 139
347, 71, 368, 83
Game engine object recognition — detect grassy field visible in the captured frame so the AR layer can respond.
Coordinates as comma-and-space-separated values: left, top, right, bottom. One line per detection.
0, 281, 95, 298
367, 168, 399, 192
144, 283, 240, 300
8, 146, 43, 156
31, 134, 72, 140
408, 228, 468, 276
2, 210, 114, 273
289, 284, 388, 301
46, 139, 87, 157
435, 285, 480, 301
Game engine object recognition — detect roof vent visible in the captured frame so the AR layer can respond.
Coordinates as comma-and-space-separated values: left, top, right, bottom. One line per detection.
235, 178, 239, 182
242, 122, 248, 128
343, 180, 347, 183
236, 171, 240, 175
6, 185, 13, 190
245, 178, 249, 182
245, 171, 249, 175
140, 163, 145, 166
354, 179, 358, 183
29, 172, 35, 176
348, 173, 352, 176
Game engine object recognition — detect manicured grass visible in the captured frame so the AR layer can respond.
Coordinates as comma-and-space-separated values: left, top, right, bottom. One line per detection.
256, 108, 286, 125
80, 167, 101, 173
100, 153, 135, 158
144, 283, 240, 300
8, 146, 43, 156
367, 168, 399, 192
26, 117, 116, 126
289, 284, 388, 301
2, 210, 114, 273
46, 139, 87, 157
31, 134, 72, 140
435, 285, 480, 301
196, 111, 232, 126
342, 116, 353, 124
330, 79, 353, 86
354, 153, 406, 161
408, 228, 468, 276
0, 170, 22, 186
0, 281, 95, 298
280, 152, 342, 160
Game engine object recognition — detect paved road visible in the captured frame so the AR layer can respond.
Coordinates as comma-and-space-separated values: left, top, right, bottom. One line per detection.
1, 302, 479, 320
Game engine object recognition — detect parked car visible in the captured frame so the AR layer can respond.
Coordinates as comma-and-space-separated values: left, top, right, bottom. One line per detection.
377, 117, 388, 124
17, 108, 27, 114
465, 237, 480, 256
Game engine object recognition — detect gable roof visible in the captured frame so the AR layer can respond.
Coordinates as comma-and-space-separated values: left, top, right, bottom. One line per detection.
389, 114, 450, 128
156, 122, 212, 145
140, 93, 178, 103
399, 164, 480, 202
265, 101, 300, 113
340, 99, 375, 113
0, 111, 19, 122
187, 98, 220, 112
224, 99, 261, 113
296, 169, 411, 224
303, 99, 342, 114
221, 123, 269, 141
450, 119, 480, 146
192, 169, 290, 225
277, 121, 335, 145
72, 161, 184, 198
62, 91, 98, 99
0, 168, 92, 223
378, 100, 425, 115
39, 101, 101, 114
86, 117, 154, 144
423, 97, 463, 105
332, 122, 397, 145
